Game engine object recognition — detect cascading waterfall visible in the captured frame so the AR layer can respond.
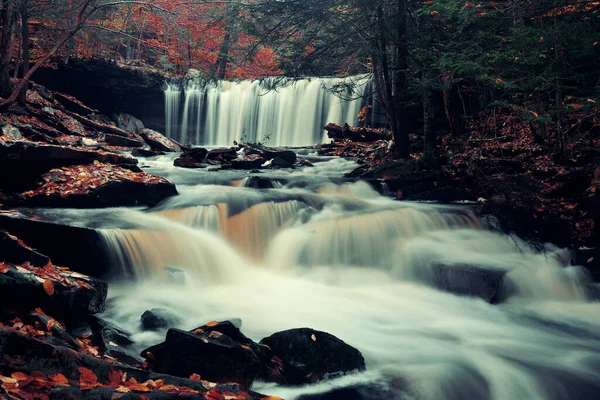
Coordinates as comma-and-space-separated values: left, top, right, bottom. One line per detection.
163, 75, 372, 146
92, 156, 600, 400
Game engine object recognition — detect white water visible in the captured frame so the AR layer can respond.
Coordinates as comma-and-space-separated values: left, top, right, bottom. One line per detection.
163, 75, 371, 146
91, 156, 600, 400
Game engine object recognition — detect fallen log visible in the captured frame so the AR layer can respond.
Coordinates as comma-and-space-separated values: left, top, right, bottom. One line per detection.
324, 123, 391, 142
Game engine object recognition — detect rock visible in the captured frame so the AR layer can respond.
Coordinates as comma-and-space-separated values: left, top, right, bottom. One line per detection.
0, 140, 137, 191
140, 129, 183, 152
42, 107, 87, 136
0, 230, 50, 267
173, 147, 209, 168
429, 264, 507, 303
259, 328, 365, 385
1, 122, 24, 140
132, 148, 165, 157
0, 261, 107, 315
112, 113, 145, 134
141, 308, 181, 331
142, 321, 269, 389
262, 149, 297, 164
231, 157, 266, 170
0, 327, 264, 399
104, 133, 145, 148
54, 92, 95, 115
0, 213, 106, 278
241, 176, 285, 189
269, 156, 294, 169
296, 383, 408, 400
207, 147, 238, 162
18, 162, 177, 208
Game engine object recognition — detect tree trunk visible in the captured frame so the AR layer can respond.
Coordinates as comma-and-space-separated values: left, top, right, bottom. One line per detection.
215, 31, 231, 79
422, 81, 436, 167
0, 0, 17, 98
18, 8, 29, 104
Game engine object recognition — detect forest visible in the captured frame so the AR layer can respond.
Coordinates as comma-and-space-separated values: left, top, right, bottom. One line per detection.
1, 1, 600, 400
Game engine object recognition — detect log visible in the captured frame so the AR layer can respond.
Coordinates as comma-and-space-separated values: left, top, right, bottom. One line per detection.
324, 123, 391, 143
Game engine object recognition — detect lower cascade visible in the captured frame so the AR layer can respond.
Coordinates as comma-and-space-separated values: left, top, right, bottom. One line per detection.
164, 75, 372, 146
89, 156, 600, 400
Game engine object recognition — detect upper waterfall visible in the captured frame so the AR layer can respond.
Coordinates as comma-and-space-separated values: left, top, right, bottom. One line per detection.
164, 75, 373, 147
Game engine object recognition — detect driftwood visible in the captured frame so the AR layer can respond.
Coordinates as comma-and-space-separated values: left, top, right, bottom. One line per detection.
325, 123, 391, 142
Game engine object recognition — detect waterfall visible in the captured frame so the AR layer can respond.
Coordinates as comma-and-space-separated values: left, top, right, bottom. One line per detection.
163, 75, 372, 146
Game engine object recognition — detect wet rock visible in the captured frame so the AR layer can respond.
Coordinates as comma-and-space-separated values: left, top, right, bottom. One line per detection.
259, 328, 365, 385
268, 156, 295, 169
242, 176, 285, 189
140, 129, 183, 152
430, 264, 507, 303
207, 147, 238, 162
1, 122, 24, 140
231, 157, 265, 170
262, 149, 297, 164
132, 148, 165, 157
42, 107, 87, 136
0, 261, 107, 315
142, 321, 269, 389
54, 92, 95, 115
141, 308, 181, 331
104, 133, 145, 148
173, 147, 209, 168
17, 163, 177, 208
0, 326, 264, 399
112, 113, 145, 134
0, 230, 50, 267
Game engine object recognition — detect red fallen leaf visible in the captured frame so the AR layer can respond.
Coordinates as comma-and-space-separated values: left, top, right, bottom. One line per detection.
139, 396, 151, 400
107, 369, 123, 387
11, 372, 29, 381
144, 351, 155, 361
126, 383, 150, 392
192, 328, 204, 334
78, 367, 98, 387
46, 319, 56, 331
0, 375, 19, 391
43, 279, 55, 296
189, 373, 202, 381
30, 371, 47, 380
205, 320, 219, 327
48, 373, 68, 385
588, 257, 594, 263
0, 263, 10, 273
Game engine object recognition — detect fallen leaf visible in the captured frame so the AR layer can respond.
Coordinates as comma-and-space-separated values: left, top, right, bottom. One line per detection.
43, 279, 55, 296
11, 372, 29, 381
0, 263, 10, 273
48, 373, 68, 385
588, 257, 594, 263
205, 320, 219, 327
189, 373, 202, 381
311, 334, 317, 342
78, 367, 98, 387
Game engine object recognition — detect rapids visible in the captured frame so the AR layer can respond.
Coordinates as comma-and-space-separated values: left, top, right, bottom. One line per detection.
41, 154, 600, 399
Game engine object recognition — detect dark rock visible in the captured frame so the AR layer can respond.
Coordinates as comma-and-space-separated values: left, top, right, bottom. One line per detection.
13, 123, 59, 143
173, 148, 209, 168
112, 113, 145, 134
132, 148, 165, 157
0, 327, 264, 399
0, 230, 50, 267
0, 213, 106, 278
207, 147, 238, 161
142, 321, 269, 389
231, 157, 265, 170
269, 156, 294, 169
242, 176, 285, 189
105, 133, 145, 148
296, 383, 408, 400
429, 264, 507, 303
141, 308, 181, 331
259, 328, 365, 385
574, 247, 600, 282
1, 122, 24, 139
0, 262, 107, 315
0, 140, 137, 191
263, 149, 296, 164
54, 92, 95, 115
174, 157, 206, 168
140, 129, 183, 152
8, 104, 30, 116
32, 83, 54, 102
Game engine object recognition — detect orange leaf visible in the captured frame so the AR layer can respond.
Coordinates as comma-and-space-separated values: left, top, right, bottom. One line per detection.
49, 373, 68, 385
43, 279, 55, 296
78, 367, 98, 387
126, 383, 150, 392
46, 319, 56, 331
591, 187, 597, 193
205, 320, 219, 327
0, 263, 10, 273
11, 372, 29, 381
189, 373, 202, 381
108, 369, 123, 387
588, 257, 594, 263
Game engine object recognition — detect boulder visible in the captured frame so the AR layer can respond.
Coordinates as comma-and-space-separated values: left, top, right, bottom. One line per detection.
112, 113, 145, 134
429, 264, 507, 303
132, 148, 165, 157
0, 230, 50, 267
141, 308, 181, 331
104, 133, 145, 148
262, 149, 297, 164
0, 261, 107, 315
259, 328, 365, 385
268, 156, 294, 169
17, 162, 177, 208
231, 157, 265, 170
142, 321, 269, 389
0, 139, 137, 191
207, 147, 238, 162
173, 147, 209, 168
140, 129, 183, 152
0, 327, 264, 399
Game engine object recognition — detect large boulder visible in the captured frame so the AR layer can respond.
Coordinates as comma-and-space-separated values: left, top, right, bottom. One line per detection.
142, 321, 269, 389
0, 138, 137, 191
111, 113, 145, 134
259, 328, 365, 385
0, 260, 107, 315
104, 133, 145, 148
429, 264, 507, 303
173, 147, 208, 168
140, 129, 183, 152
17, 162, 177, 208
141, 308, 181, 331
0, 230, 50, 267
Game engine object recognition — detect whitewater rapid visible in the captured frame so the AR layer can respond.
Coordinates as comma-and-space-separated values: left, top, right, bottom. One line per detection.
69, 154, 600, 400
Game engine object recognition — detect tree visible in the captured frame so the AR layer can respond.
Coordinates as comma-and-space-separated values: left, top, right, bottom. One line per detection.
0, 0, 17, 97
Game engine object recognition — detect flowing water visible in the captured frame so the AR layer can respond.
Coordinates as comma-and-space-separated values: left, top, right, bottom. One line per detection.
164, 75, 372, 146
40, 153, 600, 399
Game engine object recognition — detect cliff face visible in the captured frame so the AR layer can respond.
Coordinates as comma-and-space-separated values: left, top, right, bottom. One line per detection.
35, 59, 167, 132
